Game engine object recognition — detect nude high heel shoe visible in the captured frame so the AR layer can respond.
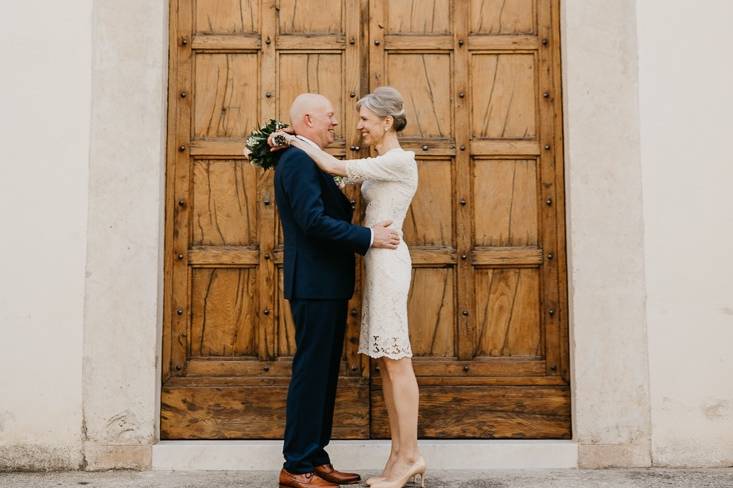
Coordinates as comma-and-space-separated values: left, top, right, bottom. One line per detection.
371, 457, 426, 488
366, 452, 399, 485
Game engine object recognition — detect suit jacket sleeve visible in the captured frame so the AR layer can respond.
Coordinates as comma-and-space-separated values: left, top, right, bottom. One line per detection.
279, 149, 371, 255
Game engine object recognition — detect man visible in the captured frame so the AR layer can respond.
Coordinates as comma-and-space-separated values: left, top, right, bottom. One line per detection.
274, 93, 400, 488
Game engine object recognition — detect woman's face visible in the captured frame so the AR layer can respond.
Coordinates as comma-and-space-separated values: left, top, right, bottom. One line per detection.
356, 106, 390, 147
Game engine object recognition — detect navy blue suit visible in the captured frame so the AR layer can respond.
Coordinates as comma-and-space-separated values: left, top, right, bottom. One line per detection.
274, 146, 370, 473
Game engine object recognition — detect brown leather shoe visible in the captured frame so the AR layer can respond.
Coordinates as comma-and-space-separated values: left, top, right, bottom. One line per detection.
314, 463, 361, 485
278, 468, 338, 488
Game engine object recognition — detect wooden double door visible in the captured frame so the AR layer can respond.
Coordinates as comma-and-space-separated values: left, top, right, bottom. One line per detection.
162, 0, 570, 439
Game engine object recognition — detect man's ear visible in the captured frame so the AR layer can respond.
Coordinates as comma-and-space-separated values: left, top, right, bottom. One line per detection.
304, 114, 313, 128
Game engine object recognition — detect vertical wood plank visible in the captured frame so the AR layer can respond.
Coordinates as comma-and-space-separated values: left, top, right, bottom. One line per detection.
369, 0, 385, 90
550, 0, 570, 382
162, 0, 182, 382
170, 0, 194, 375
258, 0, 277, 360
537, 0, 559, 375
454, 0, 474, 361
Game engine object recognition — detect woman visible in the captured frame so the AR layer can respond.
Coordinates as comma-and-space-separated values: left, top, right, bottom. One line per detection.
272, 86, 425, 488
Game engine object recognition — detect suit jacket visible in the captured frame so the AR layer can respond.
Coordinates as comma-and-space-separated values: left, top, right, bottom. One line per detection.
274, 146, 371, 300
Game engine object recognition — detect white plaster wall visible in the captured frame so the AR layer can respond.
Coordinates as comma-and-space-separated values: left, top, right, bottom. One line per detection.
0, 0, 92, 470
81, 0, 168, 470
636, 0, 733, 467
562, 0, 652, 467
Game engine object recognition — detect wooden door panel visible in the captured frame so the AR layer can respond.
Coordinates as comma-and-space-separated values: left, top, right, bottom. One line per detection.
385, 54, 453, 139
471, 53, 537, 140
475, 268, 541, 357
278, 0, 343, 34
193, 0, 259, 34
403, 159, 453, 246
371, 385, 570, 438
162, 378, 368, 439
386, 0, 452, 34
192, 160, 258, 246
473, 159, 538, 247
470, 0, 536, 35
193, 53, 259, 139
190, 268, 258, 357
407, 268, 456, 358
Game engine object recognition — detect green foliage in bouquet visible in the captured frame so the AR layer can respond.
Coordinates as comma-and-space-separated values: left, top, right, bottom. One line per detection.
244, 119, 289, 169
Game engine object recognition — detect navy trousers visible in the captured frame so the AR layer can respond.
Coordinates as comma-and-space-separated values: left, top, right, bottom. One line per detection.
283, 299, 348, 474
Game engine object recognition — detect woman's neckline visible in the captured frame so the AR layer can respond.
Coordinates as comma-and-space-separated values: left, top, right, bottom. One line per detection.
378, 147, 403, 155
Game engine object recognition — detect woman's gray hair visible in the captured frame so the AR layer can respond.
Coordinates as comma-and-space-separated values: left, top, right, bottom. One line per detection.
356, 86, 407, 132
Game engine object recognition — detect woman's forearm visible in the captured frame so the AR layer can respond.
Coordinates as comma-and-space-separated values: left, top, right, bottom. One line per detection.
291, 139, 349, 176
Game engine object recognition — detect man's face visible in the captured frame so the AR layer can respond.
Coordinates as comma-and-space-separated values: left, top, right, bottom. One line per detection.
307, 100, 338, 148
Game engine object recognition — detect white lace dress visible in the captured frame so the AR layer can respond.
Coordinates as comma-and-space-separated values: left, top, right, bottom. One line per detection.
344, 148, 418, 359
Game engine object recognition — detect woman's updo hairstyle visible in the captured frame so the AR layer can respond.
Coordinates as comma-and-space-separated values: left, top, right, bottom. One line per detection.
356, 86, 407, 132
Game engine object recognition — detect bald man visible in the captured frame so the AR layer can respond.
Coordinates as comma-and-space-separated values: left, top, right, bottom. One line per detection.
274, 94, 399, 488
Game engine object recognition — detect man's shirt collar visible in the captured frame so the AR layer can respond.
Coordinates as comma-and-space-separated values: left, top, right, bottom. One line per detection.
295, 135, 321, 149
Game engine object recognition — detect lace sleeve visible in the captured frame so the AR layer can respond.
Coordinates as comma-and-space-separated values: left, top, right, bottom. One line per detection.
344, 150, 414, 183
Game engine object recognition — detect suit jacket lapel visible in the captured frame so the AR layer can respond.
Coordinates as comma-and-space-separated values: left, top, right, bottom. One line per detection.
319, 170, 353, 217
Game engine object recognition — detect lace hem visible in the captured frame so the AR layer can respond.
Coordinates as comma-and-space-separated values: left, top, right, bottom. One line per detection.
359, 335, 413, 360
358, 348, 413, 360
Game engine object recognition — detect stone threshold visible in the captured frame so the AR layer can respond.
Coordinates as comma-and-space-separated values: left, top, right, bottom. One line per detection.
152, 440, 578, 470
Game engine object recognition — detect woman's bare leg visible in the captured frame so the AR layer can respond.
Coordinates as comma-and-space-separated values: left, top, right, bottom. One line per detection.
376, 356, 423, 485
366, 358, 401, 485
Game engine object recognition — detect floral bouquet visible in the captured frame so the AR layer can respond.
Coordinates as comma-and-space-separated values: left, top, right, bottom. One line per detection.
243, 119, 290, 169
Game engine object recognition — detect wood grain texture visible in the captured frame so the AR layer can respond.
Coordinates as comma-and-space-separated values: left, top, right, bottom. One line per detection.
386, 53, 452, 139
278, 0, 343, 34
191, 35, 261, 51
384, 35, 453, 50
371, 385, 570, 438
408, 268, 455, 357
473, 159, 538, 246
471, 53, 537, 140
190, 268, 257, 356
550, 0, 571, 382
386, 0, 452, 34
275, 34, 346, 50
188, 246, 259, 266
169, 0, 194, 380
192, 161, 257, 246
162, 378, 368, 439
194, 54, 259, 139
194, 0, 259, 34
453, 0, 475, 363
471, 246, 543, 267
403, 159, 453, 247
474, 268, 541, 357
470, 0, 536, 35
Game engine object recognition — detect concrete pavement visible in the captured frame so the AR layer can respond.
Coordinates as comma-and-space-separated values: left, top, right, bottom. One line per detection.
1, 469, 732, 488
